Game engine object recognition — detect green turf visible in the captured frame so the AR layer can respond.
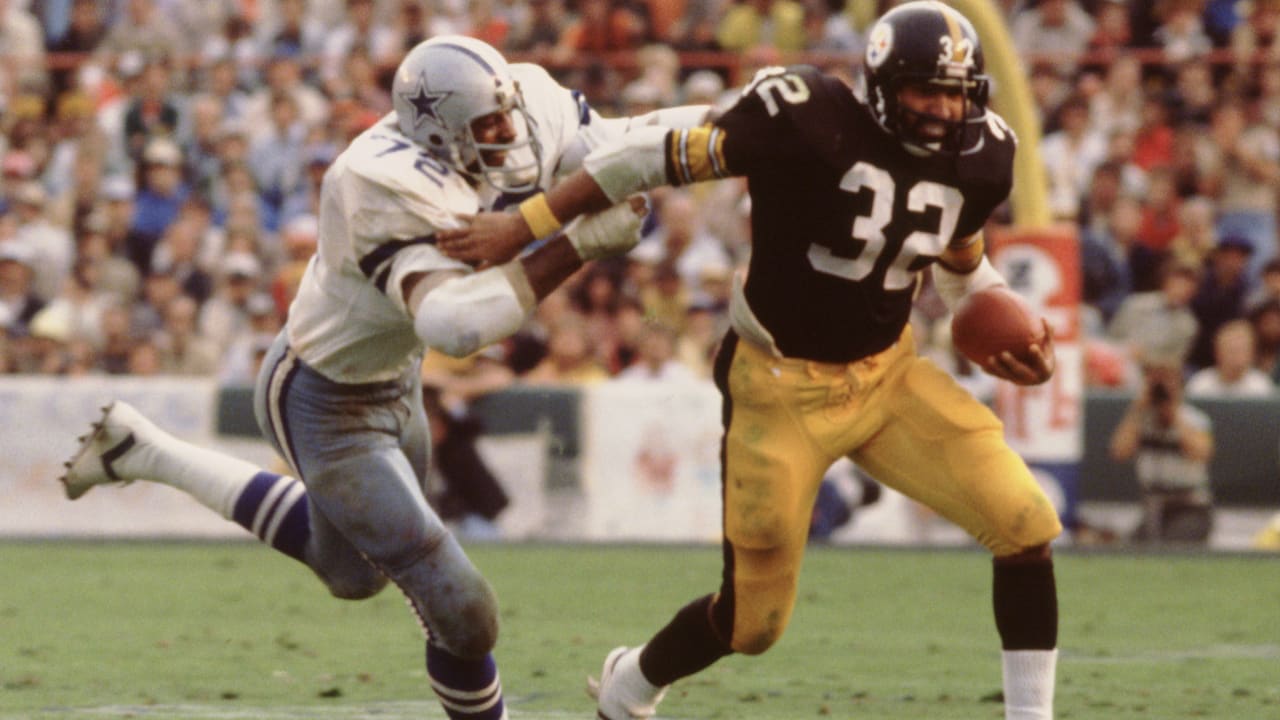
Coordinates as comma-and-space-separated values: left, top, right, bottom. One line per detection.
2, 541, 1277, 719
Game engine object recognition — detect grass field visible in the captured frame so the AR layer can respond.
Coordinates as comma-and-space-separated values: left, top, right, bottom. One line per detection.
2, 541, 1277, 719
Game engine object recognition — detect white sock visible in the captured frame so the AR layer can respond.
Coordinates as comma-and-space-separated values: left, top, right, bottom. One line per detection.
1002, 649, 1057, 720
612, 646, 667, 714
136, 432, 264, 519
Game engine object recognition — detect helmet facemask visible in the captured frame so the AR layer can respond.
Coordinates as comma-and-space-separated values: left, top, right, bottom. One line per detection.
453, 89, 544, 194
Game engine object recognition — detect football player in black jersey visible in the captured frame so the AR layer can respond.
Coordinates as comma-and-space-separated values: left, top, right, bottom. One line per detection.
441, 2, 1061, 718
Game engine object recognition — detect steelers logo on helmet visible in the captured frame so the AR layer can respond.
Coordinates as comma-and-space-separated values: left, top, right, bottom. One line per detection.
866, 21, 893, 69
862, 0, 991, 156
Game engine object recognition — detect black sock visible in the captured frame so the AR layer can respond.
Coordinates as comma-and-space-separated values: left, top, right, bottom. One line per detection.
638, 594, 733, 686
992, 556, 1058, 650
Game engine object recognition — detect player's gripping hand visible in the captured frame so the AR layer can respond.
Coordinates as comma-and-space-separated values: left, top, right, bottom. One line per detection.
438, 211, 529, 267
982, 319, 1056, 386
438, 196, 647, 266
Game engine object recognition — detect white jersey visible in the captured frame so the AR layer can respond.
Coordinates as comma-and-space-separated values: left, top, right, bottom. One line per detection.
286, 65, 669, 383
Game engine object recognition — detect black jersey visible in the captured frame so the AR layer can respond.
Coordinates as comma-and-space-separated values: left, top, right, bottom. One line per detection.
681, 65, 1015, 363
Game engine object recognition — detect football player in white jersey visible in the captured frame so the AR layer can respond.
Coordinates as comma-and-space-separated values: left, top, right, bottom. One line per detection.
58, 36, 710, 720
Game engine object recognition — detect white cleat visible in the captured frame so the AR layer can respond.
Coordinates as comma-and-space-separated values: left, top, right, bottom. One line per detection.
587, 646, 667, 720
59, 400, 158, 499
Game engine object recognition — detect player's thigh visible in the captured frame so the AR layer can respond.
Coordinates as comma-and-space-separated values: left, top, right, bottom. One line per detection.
717, 338, 830, 651
853, 357, 1061, 555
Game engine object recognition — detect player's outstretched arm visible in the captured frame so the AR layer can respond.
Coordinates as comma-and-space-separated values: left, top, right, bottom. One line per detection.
438, 126, 673, 265
412, 197, 645, 357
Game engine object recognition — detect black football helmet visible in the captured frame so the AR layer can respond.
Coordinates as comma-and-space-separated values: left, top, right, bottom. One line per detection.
863, 1, 991, 155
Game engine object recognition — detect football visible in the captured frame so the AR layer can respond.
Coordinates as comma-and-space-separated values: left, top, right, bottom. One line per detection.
950, 286, 1046, 366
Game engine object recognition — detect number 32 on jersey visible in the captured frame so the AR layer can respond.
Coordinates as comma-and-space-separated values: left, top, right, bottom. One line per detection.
808, 161, 963, 291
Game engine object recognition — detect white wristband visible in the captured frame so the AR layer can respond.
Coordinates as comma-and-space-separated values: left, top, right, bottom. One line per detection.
933, 256, 1006, 313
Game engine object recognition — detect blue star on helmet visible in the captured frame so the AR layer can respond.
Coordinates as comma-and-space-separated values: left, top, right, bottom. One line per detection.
401, 75, 451, 128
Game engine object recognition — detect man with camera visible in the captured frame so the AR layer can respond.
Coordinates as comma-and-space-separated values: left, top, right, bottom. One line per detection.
1109, 360, 1216, 544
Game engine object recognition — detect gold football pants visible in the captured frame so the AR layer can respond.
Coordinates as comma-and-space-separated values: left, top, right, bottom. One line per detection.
713, 327, 1062, 654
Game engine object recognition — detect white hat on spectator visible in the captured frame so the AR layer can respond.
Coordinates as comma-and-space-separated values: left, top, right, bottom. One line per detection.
29, 304, 72, 343
683, 71, 725, 104
222, 252, 262, 280
117, 50, 146, 80
143, 138, 184, 167
0, 302, 13, 332
246, 293, 276, 317
282, 214, 318, 241
101, 175, 136, 202
622, 80, 663, 109
0, 242, 36, 268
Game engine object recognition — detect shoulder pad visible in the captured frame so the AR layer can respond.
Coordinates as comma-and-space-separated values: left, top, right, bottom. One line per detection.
340, 119, 477, 228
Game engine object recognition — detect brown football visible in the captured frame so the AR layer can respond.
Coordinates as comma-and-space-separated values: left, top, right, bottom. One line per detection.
950, 286, 1046, 366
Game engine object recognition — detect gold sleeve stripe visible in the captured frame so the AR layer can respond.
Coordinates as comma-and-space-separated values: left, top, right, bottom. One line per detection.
668, 126, 730, 186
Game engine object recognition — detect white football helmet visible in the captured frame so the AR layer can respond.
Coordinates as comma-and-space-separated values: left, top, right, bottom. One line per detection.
392, 36, 543, 193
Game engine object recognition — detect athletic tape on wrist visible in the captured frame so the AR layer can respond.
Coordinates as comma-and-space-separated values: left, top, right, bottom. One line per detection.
518, 194, 562, 239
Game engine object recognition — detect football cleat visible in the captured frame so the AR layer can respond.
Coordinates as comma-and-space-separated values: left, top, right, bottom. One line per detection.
59, 400, 157, 499
587, 646, 667, 720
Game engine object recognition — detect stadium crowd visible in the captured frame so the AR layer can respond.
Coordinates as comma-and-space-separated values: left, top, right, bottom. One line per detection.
1, 0, 1279, 400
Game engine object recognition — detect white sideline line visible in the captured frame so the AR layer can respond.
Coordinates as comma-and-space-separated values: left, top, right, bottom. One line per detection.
1064, 643, 1280, 664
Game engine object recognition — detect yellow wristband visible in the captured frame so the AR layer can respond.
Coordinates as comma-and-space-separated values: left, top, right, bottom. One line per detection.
518, 193, 562, 239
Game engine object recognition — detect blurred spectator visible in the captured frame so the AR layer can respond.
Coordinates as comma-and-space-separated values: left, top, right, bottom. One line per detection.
248, 91, 308, 233
1081, 194, 1139, 326
1195, 102, 1280, 285
1249, 298, 1280, 384
1167, 59, 1217, 126
1247, 257, 1280, 310
150, 216, 215, 305
616, 320, 696, 381
1086, 0, 1132, 64
1108, 359, 1215, 544
717, 0, 806, 52
279, 144, 333, 226
47, 0, 108, 97
1029, 61, 1071, 132
181, 94, 228, 201
9, 182, 74, 303
120, 58, 181, 167
1011, 0, 1096, 76
632, 190, 732, 308
1041, 94, 1106, 221
258, 0, 327, 65
1155, 194, 1209, 273
0, 0, 47, 90
29, 256, 111, 349
244, 54, 329, 143
0, 243, 45, 337
1153, 0, 1213, 63
171, 1, 246, 61
559, 0, 651, 56
1188, 235, 1253, 369
675, 301, 726, 378
1256, 63, 1280, 128
1131, 93, 1175, 172
1108, 257, 1200, 367
665, 0, 722, 50
1186, 318, 1276, 396
128, 138, 190, 275
218, 291, 282, 384
131, 269, 184, 337
154, 294, 220, 375
199, 251, 263, 349
422, 384, 510, 538
469, 0, 513, 47
270, 213, 318, 312
638, 260, 690, 336
97, 0, 182, 69
75, 216, 140, 306
95, 302, 136, 374
804, 0, 865, 52
321, 0, 399, 84
507, 0, 571, 52
1231, 0, 1280, 69
522, 313, 609, 384
1204, 0, 1245, 46
196, 58, 252, 124
1088, 53, 1143, 140
1135, 166, 1181, 261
